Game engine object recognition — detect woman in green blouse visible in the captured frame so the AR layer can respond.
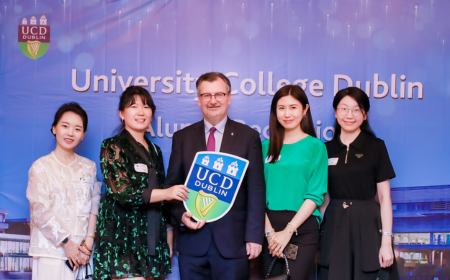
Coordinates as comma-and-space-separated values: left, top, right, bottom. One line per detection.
94, 86, 189, 280
262, 85, 328, 280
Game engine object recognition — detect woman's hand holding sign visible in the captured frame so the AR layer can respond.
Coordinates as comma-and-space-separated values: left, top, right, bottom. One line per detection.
166, 184, 190, 201
150, 185, 189, 203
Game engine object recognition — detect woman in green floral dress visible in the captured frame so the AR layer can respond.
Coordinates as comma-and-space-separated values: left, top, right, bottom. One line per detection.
94, 86, 189, 280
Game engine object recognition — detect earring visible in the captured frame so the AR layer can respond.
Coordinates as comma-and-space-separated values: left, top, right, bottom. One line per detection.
121, 118, 124, 122
302, 115, 306, 119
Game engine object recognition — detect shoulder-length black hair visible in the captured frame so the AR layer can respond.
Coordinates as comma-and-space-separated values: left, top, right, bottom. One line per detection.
51, 102, 88, 135
333, 87, 374, 137
117, 86, 156, 133
267, 85, 316, 163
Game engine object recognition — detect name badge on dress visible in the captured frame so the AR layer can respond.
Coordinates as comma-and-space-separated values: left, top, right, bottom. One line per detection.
134, 163, 148, 173
80, 177, 94, 185
265, 155, 281, 163
328, 158, 339, 166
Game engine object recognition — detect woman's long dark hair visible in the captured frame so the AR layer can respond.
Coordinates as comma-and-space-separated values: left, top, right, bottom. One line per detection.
267, 85, 316, 163
333, 87, 375, 137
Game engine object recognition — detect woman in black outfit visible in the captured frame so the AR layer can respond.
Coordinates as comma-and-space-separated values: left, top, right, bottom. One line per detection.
318, 87, 399, 280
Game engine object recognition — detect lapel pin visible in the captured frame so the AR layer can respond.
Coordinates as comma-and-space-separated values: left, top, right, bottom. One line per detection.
231, 132, 234, 136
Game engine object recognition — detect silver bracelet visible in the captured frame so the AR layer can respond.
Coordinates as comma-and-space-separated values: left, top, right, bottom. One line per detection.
286, 222, 298, 235
381, 231, 393, 236
167, 227, 173, 231
265, 229, 274, 237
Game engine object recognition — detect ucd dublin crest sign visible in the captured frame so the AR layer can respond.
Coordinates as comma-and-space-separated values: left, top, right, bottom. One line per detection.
184, 152, 249, 222
18, 15, 50, 59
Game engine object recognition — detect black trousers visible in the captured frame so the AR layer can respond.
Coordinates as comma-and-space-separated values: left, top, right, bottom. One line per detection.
179, 237, 249, 280
263, 210, 319, 280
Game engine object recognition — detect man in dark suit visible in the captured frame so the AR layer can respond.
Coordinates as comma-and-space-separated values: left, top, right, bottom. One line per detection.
164, 72, 266, 280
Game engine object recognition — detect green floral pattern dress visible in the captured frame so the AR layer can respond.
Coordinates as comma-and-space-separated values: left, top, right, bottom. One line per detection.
94, 130, 171, 280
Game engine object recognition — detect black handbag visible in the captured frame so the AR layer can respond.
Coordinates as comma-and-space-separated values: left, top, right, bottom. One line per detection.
75, 263, 93, 280
376, 264, 400, 280
265, 254, 290, 280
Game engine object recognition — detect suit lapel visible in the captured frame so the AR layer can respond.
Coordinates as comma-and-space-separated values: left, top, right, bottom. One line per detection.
193, 121, 207, 152
220, 118, 237, 154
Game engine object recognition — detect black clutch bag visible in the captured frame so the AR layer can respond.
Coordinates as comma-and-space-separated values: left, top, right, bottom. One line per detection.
65, 259, 75, 270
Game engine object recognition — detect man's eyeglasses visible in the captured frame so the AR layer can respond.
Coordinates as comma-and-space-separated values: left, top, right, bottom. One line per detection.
199, 93, 228, 102
337, 107, 363, 117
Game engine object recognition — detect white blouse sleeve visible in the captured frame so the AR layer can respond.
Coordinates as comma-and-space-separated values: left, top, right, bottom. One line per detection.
90, 164, 102, 216
26, 161, 71, 246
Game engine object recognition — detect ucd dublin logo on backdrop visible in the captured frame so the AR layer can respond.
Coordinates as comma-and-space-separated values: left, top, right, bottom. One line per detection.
18, 15, 50, 59
184, 152, 249, 222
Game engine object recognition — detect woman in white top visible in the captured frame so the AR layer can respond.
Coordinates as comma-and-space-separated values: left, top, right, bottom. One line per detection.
26, 102, 101, 280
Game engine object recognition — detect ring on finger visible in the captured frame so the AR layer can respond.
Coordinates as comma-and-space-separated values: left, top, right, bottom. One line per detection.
177, 191, 181, 195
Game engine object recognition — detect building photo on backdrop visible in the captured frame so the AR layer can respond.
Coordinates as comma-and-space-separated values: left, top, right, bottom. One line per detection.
0, 0, 449, 279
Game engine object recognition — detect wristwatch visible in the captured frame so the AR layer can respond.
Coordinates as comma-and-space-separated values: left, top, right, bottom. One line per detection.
61, 237, 69, 245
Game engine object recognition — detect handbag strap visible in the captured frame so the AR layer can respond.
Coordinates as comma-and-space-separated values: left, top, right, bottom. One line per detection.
376, 268, 382, 280
265, 254, 290, 278
265, 256, 278, 278
282, 255, 290, 276
74, 263, 93, 280
85, 263, 92, 277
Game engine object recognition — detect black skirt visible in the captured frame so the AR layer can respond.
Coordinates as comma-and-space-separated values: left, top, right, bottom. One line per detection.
263, 210, 319, 280
318, 198, 399, 280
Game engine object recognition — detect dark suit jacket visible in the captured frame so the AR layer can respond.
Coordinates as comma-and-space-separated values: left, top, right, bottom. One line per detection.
164, 118, 266, 259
